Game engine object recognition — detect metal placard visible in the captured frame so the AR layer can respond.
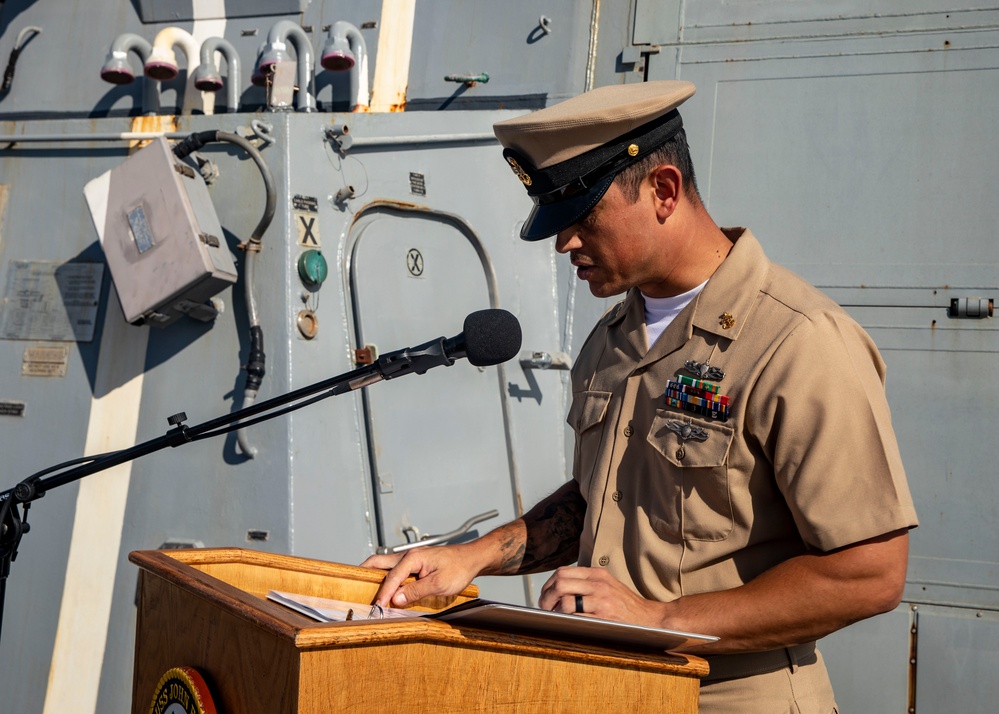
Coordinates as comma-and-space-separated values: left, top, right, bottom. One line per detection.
0, 261, 103, 342
21, 344, 70, 377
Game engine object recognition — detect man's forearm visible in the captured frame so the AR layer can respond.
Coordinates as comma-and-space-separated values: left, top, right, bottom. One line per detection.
481, 479, 586, 576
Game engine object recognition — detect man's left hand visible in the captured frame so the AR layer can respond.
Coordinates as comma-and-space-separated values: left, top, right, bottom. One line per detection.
538, 565, 666, 627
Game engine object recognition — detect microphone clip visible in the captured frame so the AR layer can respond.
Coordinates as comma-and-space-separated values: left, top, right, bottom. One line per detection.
374, 336, 454, 381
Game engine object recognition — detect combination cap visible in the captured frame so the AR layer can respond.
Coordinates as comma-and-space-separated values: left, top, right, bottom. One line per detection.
493, 80, 696, 240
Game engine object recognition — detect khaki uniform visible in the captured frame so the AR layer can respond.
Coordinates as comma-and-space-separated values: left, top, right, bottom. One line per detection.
568, 228, 917, 710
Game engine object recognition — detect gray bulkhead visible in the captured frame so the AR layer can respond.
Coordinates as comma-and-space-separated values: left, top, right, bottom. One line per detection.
0, 1, 994, 712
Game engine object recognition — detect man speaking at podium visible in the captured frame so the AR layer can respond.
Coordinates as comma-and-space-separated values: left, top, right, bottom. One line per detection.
362, 80, 918, 712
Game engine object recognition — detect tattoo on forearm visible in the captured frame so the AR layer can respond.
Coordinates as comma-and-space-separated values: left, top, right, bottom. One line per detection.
497, 485, 586, 575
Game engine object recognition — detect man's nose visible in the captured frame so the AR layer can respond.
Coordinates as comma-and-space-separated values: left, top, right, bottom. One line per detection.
555, 227, 581, 254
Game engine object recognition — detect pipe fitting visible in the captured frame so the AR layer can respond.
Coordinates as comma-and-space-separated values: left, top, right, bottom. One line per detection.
101, 33, 152, 85
321, 21, 369, 110
100, 33, 159, 115
192, 37, 241, 112
145, 27, 198, 81
258, 21, 316, 112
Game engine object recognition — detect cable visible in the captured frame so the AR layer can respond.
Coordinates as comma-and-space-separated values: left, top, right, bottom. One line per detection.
1, 25, 42, 94
172, 131, 276, 457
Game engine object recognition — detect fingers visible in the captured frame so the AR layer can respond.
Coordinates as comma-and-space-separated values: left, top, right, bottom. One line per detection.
550, 592, 591, 614
360, 553, 403, 570
359, 552, 411, 607
538, 566, 597, 612
538, 567, 666, 628
362, 546, 476, 609
370, 551, 426, 608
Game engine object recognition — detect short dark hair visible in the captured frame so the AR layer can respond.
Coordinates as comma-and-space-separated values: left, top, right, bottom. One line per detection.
614, 127, 701, 204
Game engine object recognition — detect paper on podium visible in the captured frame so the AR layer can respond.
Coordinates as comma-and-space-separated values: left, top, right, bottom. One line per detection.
268, 590, 717, 652
267, 590, 413, 622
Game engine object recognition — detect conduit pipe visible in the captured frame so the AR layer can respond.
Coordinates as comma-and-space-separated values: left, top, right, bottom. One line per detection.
145, 27, 200, 114
321, 21, 369, 111
171, 130, 276, 458
2, 25, 43, 95
99, 33, 159, 115
257, 21, 317, 112
192, 37, 241, 113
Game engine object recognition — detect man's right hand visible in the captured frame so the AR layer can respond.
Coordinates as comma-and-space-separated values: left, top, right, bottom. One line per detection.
360, 542, 485, 608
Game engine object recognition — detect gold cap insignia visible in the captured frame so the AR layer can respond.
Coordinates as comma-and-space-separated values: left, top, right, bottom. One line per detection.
627, 144, 640, 157
719, 312, 735, 330
506, 157, 533, 186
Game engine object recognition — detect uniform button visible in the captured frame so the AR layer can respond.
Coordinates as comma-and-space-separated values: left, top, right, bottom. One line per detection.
623, 425, 634, 437
598, 555, 609, 566
612, 490, 622, 502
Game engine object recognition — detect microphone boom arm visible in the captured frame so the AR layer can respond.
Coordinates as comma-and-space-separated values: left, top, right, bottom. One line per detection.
0, 319, 491, 650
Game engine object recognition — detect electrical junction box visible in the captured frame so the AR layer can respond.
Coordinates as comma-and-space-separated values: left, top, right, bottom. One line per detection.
84, 136, 237, 327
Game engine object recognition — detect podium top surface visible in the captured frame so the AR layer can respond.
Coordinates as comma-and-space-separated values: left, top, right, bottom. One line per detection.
129, 547, 708, 678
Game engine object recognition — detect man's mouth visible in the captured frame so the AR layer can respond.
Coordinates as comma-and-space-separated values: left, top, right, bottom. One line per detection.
570, 254, 595, 277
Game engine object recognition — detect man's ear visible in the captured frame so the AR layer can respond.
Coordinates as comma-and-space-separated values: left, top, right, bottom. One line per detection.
650, 164, 683, 221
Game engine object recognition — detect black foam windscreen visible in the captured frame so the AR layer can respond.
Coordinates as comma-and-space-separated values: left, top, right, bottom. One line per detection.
461, 309, 523, 366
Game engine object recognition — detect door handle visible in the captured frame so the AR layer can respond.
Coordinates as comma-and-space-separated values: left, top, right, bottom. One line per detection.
376, 509, 499, 555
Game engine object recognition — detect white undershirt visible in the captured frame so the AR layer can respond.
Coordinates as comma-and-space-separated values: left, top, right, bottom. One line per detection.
642, 280, 707, 347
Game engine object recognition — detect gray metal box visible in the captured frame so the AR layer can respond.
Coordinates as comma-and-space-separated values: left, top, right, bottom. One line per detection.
84, 137, 237, 327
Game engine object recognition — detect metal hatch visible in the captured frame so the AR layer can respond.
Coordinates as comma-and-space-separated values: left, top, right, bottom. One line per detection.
346, 202, 528, 604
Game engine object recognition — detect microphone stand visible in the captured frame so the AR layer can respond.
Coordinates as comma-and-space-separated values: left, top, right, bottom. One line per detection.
0, 332, 461, 650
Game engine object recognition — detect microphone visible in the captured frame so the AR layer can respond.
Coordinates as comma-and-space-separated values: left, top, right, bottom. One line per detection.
348, 309, 522, 389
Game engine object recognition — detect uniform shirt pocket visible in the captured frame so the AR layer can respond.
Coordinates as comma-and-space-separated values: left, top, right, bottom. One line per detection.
647, 410, 736, 542
567, 390, 612, 493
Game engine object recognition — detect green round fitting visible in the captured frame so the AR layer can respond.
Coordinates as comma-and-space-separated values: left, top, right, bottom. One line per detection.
297, 250, 328, 288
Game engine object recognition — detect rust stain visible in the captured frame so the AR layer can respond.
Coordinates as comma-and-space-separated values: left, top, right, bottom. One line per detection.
347, 199, 432, 230
128, 115, 178, 152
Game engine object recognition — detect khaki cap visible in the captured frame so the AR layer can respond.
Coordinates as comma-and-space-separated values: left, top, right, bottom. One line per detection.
493, 80, 696, 240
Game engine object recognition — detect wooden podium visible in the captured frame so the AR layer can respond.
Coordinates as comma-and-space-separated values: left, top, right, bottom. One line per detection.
129, 548, 707, 713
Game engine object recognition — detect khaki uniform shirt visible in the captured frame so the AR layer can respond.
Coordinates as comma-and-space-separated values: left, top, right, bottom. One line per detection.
569, 228, 918, 602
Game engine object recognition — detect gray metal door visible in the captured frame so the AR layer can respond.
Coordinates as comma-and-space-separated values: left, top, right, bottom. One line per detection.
347, 204, 527, 603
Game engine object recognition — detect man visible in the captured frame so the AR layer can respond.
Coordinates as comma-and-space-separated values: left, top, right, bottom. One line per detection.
362, 80, 918, 712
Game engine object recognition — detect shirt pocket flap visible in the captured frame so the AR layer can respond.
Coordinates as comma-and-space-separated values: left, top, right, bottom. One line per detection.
567, 390, 612, 434
647, 411, 735, 467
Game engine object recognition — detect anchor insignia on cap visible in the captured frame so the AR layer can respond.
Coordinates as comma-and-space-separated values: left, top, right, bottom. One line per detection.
506, 157, 533, 186
684, 359, 725, 381
666, 419, 709, 442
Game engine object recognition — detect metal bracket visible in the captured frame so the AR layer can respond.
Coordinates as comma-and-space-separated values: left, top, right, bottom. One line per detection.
519, 350, 572, 371
324, 124, 352, 155
444, 73, 490, 87
948, 297, 993, 319
354, 344, 377, 366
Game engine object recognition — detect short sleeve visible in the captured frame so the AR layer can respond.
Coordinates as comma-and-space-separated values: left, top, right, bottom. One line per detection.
746, 310, 918, 551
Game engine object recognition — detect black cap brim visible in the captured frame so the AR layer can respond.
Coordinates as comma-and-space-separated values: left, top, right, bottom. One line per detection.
520, 174, 615, 241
